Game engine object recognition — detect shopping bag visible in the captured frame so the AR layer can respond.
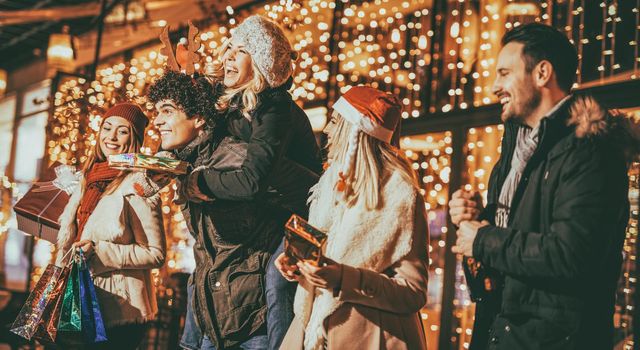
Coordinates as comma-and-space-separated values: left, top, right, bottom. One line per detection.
32, 263, 71, 343
10, 249, 73, 340
58, 253, 82, 332
77, 250, 107, 343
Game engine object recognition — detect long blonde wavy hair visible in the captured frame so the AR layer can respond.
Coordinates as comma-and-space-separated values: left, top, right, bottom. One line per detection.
207, 39, 269, 119
327, 112, 419, 210
81, 118, 141, 195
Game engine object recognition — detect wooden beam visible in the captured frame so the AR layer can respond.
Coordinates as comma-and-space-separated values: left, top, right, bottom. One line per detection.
0, 1, 87, 26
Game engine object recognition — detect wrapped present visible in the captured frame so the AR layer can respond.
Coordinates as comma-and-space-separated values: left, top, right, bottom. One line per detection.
108, 153, 188, 175
284, 214, 327, 266
13, 163, 81, 243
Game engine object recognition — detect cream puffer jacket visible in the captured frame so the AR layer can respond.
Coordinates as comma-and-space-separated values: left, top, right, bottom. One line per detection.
55, 172, 166, 327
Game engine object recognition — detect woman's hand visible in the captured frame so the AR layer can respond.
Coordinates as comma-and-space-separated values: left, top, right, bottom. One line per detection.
297, 257, 344, 290
72, 240, 95, 258
274, 253, 300, 282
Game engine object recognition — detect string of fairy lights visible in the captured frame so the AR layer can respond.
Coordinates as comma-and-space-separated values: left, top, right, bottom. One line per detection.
618, 161, 639, 350
0, 174, 18, 234
7, 0, 633, 349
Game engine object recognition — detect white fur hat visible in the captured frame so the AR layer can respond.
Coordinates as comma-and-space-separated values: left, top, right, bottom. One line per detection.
233, 15, 296, 88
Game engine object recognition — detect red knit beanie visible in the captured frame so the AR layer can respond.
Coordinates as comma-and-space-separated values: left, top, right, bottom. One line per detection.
103, 103, 149, 143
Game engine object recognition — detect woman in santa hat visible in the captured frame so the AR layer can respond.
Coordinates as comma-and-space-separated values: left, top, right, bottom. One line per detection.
275, 86, 430, 350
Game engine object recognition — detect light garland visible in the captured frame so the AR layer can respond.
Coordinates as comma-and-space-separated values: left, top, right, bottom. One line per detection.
616, 160, 639, 350
0, 173, 19, 234
401, 131, 452, 348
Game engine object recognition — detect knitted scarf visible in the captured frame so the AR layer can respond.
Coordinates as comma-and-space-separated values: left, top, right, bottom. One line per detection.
76, 161, 120, 238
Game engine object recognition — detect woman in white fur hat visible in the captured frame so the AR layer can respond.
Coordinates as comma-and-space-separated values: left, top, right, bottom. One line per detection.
176, 15, 322, 350
275, 86, 430, 350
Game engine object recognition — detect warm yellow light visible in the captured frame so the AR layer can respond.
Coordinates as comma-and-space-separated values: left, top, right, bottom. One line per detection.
47, 30, 75, 71
0, 69, 6, 97
504, 3, 540, 16
450, 22, 460, 38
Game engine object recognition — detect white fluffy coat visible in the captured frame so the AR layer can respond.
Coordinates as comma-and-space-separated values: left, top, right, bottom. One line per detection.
55, 172, 166, 327
294, 164, 418, 350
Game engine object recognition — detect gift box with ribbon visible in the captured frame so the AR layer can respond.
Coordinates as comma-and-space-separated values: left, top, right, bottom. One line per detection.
284, 214, 328, 266
13, 163, 81, 243
108, 153, 188, 175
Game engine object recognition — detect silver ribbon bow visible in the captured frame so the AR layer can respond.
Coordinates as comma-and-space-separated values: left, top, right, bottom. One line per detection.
32, 165, 81, 195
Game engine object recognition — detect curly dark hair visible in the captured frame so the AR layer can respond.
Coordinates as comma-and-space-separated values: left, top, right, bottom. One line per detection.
148, 70, 222, 125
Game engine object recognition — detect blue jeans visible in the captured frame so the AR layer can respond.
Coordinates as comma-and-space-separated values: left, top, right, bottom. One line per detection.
180, 281, 268, 350
201, 334, 267, 350
265, 239, 297, 350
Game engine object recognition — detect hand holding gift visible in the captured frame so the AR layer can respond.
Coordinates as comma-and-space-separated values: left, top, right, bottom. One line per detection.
108, 152, 188, 175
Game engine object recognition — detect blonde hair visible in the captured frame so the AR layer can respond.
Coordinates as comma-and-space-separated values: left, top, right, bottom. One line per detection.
82, 118, 141, 195
207, 39, 269, 119
327, 112, 418, 210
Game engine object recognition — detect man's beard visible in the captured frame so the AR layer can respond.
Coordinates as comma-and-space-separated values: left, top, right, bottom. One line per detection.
502, 84, 541, 125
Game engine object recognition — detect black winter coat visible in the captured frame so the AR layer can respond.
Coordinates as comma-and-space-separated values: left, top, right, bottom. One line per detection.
181, 82, 322, 349
470, 95, 635, 350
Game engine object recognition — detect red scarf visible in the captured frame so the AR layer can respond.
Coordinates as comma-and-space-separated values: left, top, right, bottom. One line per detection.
76, 161, 120, 238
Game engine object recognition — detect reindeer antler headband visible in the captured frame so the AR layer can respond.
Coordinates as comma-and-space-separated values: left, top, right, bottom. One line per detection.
159, 20, 202, 75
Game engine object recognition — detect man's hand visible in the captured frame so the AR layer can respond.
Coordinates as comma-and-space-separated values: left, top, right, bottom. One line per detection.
449, 189, 483, 226
452, 220, 489, 256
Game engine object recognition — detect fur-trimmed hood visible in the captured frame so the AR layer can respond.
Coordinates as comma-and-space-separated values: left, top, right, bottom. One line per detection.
567, 95, 640, 160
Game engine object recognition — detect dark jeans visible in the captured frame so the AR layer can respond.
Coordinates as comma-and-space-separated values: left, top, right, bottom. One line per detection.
265, 239, 297, 350
180, 282, 268, 350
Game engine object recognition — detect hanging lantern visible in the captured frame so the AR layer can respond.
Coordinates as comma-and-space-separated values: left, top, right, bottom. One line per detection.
0, 69, 6, 97
47, 26, 75, 72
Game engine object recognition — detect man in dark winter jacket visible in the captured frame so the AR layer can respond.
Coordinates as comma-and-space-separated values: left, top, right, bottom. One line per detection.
450, 23, 634, 350
148, 67, 321, 349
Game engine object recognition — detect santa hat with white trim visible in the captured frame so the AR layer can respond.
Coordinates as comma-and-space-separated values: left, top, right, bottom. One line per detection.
331, 85, 402, 192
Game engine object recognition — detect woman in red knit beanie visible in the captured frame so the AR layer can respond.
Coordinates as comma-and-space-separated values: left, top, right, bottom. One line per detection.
54, 103, 167, 350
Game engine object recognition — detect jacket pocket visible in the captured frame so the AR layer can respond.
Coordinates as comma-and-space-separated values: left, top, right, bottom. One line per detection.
220, 254, 265, 337
227, 254, 264, 308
